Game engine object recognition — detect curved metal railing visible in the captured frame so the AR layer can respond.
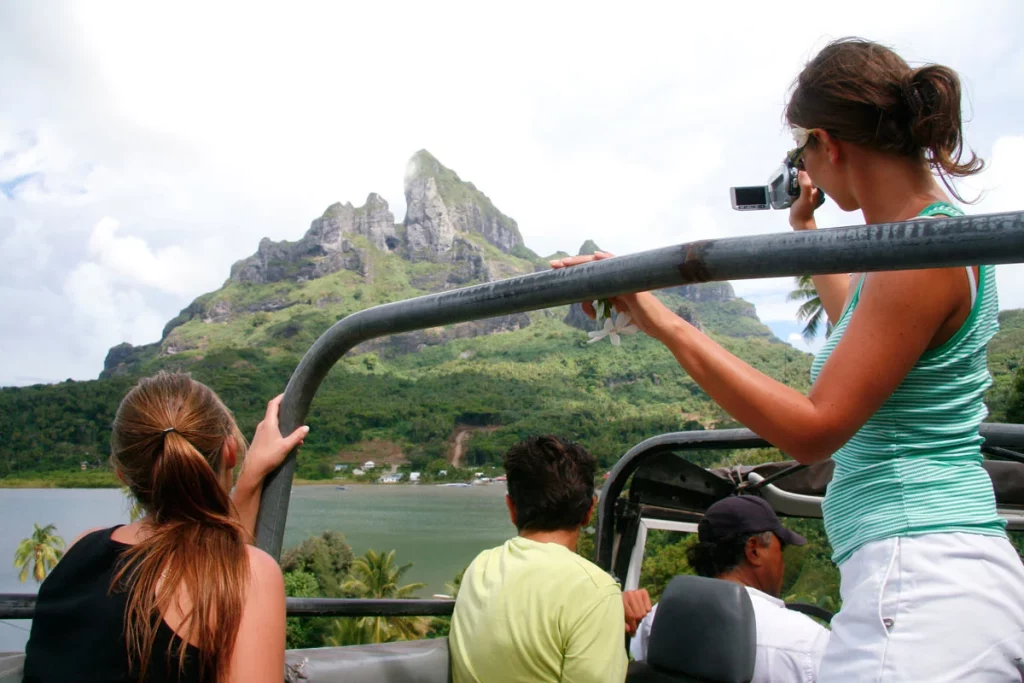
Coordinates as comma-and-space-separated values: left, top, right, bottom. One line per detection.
255, 210, 1024, 558
592, 424, 1024, 571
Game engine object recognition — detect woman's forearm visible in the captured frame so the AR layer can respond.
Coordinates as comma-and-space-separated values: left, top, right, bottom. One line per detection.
654, 318, 834, 463
232, 473, 263, 543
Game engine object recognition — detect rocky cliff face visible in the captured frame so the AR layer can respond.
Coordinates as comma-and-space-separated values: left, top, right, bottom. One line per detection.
662, 281, 737, 304
312, 193, 399, 254
104, 150, 776, 377
404, 175, 456, 257
228, 151, 526, 285
404, 150, 523, 257
113, 151, 543, 369
229, 193, 395, 285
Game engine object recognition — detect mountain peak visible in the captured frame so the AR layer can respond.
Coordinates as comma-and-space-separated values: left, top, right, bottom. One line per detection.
403, 150, 524, 256
578, 240, 601, 256
405, 149, 444, 180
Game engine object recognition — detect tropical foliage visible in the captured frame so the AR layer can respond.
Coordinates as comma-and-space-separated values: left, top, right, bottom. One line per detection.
3, 303, 1019, 485
425, 567, 466, 639
342, 549, 428, 643
280, 533, 429, 649
1008, 368, 1024, 424
282, 530, 354, 597
787, 275, 832, 343
0, 314, 812, 484
14, 523, 65, 583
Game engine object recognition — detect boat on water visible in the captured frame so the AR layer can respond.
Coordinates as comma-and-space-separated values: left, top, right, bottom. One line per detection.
2, 212, 1022, 683
436, 482, 471, 488
335, 485, 346, 491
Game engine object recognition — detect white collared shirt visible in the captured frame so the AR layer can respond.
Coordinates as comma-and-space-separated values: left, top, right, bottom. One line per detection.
630, 585, 830, 683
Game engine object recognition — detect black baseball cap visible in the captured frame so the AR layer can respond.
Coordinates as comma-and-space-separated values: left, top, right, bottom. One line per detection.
697, 496, 806, 546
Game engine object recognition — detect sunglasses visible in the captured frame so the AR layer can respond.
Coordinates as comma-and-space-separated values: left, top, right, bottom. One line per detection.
787, 142, 808, 171
786, 127, 825, 171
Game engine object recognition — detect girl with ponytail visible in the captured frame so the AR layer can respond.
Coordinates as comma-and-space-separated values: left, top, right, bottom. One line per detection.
553, 38, 1024, 680
24, 372, 308, 682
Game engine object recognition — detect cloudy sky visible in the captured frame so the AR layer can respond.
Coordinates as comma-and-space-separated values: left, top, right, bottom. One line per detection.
1, 1, 1022, 386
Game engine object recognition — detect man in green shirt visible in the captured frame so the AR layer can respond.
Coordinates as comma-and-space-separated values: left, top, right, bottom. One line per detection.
450, 436, 627, 683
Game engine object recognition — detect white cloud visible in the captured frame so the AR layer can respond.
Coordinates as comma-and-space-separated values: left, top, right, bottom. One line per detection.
965, 135, 1024, 309
0, 0, 1022, 384
0, 219, 51, 281
86, 217, 218, 296
62, 261, 165, 352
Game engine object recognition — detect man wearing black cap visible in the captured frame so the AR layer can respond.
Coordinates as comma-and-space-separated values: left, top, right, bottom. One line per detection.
627, 496, 830, 683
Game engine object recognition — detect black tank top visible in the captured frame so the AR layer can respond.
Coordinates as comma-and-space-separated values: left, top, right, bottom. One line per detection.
23, 526, 202, 683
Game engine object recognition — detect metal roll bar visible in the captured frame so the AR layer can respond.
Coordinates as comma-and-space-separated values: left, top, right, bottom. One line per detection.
594, 424, 1024, 572
0, 595, 455, 620
256, 210, 1024, 558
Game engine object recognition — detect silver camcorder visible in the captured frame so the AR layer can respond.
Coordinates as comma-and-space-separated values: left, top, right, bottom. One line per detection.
730, 153, 826, 211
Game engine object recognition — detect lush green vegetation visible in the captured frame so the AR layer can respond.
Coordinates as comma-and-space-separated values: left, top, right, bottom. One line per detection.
987, 309, 1024, 422
1, 305, 813, 483
280, 531, 441, 648
4, 306, 1020, 484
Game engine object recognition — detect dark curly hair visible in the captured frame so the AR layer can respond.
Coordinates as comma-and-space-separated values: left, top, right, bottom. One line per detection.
503, 435, 596, 532
686, 531, 772, 578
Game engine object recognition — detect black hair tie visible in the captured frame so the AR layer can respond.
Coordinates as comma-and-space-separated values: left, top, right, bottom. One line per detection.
162, 427, 177, 437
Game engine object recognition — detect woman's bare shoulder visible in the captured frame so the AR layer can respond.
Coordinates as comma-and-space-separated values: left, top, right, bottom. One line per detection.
245, 546, 285, 592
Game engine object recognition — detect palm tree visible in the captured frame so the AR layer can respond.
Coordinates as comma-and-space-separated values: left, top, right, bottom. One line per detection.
324, 618, 374, 647
788, 275, 833, 343
425, 566, 468, 639
444, 568, 465, 599
14, 523, 65, 583
341, 549, 427, 643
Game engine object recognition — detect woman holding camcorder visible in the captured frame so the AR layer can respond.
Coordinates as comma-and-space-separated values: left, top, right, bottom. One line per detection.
553, 38, 1024, 681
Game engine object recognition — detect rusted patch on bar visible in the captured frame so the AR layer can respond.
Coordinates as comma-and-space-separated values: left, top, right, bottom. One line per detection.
677, 241, 712, 282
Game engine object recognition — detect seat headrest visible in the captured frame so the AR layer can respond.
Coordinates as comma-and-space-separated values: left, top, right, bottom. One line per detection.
647, 575, 756, 683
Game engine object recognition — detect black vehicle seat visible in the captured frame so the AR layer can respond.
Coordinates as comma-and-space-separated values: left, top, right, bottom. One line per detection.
626, 575, 756, 683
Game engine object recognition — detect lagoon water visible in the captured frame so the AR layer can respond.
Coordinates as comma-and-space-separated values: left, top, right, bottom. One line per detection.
0, 484, 513, 651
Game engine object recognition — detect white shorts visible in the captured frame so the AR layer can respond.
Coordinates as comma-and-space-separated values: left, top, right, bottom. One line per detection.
819, 532, 1024, 682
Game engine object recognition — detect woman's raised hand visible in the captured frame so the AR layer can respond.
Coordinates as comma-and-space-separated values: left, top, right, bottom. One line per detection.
789, 170, 821, 232
243, 395, 309, 482
549, 251, 682, 341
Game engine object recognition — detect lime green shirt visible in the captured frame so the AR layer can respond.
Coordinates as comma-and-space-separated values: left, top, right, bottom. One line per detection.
450, 537, 627, 683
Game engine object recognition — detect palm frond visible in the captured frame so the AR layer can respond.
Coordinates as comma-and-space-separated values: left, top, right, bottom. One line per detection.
788, 276, 833, 343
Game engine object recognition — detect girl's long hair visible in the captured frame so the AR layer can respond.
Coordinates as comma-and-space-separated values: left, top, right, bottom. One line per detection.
110, 372, 249, 682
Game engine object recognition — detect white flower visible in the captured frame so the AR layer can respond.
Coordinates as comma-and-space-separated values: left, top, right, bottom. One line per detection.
791, 126, 810, 148
587, 312, 639, 346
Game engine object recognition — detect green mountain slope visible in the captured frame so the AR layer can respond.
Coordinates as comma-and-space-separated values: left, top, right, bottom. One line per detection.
988, 309, 1024, 422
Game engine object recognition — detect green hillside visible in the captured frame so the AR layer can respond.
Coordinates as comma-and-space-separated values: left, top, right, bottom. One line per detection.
987, 309, 1024, 422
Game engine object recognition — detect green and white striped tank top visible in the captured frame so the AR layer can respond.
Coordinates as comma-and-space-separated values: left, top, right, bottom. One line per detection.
810, 202, 1006, 565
